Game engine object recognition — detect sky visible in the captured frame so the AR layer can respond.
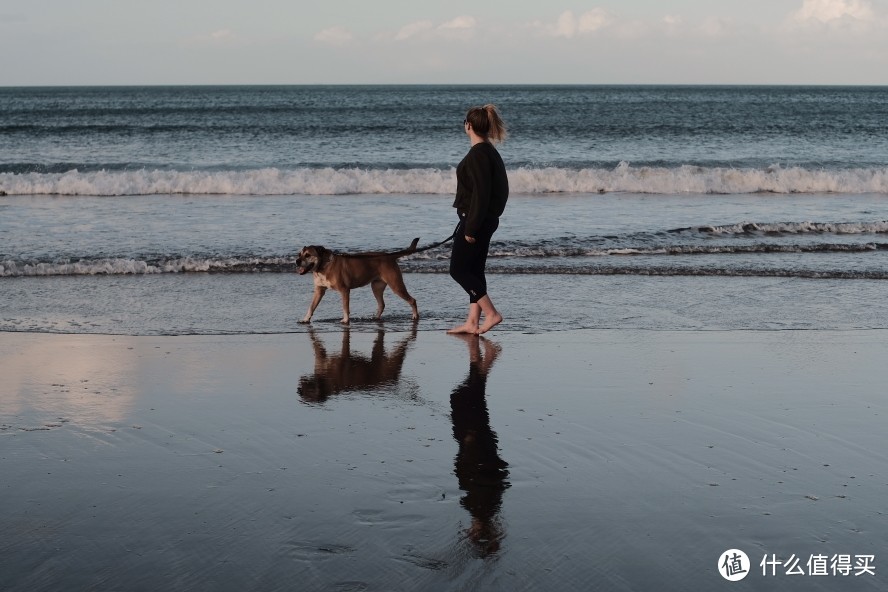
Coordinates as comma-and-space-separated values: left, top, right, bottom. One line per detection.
1, 0, 887, 85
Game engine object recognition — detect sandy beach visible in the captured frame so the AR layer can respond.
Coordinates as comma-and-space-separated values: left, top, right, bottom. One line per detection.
2, 328, 885, 591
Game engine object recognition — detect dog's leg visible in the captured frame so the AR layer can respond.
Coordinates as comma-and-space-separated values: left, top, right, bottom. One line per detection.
385, 268, 419, 320
371, 279, 387, 319
301, 287, 327, 323
339, 289, 351, 324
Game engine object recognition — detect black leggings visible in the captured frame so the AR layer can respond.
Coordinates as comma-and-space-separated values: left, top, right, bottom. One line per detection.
450, 216, 499, 303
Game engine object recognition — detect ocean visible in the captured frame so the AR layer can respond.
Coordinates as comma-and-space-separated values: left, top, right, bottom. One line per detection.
2, 85, 888, 334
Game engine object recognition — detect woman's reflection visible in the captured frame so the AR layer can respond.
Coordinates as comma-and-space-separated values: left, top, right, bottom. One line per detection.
450, 335, 510, 557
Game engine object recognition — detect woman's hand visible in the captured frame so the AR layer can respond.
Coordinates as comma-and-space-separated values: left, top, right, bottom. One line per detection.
465, 235, 476, 244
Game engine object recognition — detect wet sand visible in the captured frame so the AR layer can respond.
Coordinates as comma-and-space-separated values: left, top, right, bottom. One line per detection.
1, 329, 886, 591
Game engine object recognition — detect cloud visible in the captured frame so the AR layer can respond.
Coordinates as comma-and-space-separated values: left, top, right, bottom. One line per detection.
578, 8, 613, 33
540, 9, 615, 38
699, 17, 731, 37
439, 16, 476, 31
387, 16, 476, 42
552, 11, 576, 37
783, 0, 887, 37
792, 0, 874, 23
314, 26, 354, 45
395, 20, 434, 41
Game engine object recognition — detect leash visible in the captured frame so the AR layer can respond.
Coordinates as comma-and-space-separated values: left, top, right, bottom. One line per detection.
334, 222, 460, 259
413, 221, 461, 253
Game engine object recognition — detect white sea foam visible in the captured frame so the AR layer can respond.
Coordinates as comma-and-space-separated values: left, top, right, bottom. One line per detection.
509, 163, 888, 195
0, 259, 156, 277
2, 164, 888, 196
0, 168, 456, 197
698, 221, 888, 234
3, 238, 884, 277
0, 257, 299, 277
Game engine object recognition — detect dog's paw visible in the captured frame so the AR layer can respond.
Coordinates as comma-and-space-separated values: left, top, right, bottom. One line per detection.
299, 318, 312, 324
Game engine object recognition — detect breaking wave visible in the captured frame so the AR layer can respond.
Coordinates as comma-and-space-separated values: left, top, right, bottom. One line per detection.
2, 163, 888, 196
678, 221, 888, 235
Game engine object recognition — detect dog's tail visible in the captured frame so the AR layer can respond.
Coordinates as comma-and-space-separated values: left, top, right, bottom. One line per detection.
392, 237, 420, 258
337, 237, 420, 259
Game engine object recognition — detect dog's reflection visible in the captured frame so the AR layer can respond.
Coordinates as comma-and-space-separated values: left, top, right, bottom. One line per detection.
298, 327, 416, 403
449, 335, 510, 557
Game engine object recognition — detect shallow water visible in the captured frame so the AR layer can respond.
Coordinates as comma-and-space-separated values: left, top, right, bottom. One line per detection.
4, 190, 888, 337
3, 272, 888, 336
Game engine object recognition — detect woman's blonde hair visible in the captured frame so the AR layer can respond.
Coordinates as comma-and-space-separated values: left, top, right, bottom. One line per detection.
465, 104, 507, 144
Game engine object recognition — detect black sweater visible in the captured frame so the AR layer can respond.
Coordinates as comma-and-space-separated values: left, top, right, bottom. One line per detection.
452, 142, 509, 237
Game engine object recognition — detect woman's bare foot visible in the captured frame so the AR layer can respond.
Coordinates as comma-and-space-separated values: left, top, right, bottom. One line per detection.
475, 295, 502, 334
447, 322, 479, 334
447, 303, 481, 334
476, 311, 502, 334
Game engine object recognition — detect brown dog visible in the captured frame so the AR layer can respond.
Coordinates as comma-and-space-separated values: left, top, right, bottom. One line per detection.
296, 238, 419, 324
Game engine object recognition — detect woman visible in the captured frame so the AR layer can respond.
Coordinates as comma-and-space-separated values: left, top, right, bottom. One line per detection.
448, 104, 509, 335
